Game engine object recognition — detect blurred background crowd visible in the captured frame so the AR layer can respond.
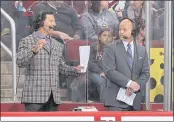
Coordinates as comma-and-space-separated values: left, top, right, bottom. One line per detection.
1, 0, 167, 103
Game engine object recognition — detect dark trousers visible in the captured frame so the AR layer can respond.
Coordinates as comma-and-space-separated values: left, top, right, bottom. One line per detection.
24, 92, 58, 112
107, 106, 135, 111
88, 72, 107, 102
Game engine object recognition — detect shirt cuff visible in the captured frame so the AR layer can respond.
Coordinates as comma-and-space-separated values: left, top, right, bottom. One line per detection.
126, 80, 132, 88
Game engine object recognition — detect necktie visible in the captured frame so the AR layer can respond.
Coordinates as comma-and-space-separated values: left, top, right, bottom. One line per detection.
127, 44, 133, 69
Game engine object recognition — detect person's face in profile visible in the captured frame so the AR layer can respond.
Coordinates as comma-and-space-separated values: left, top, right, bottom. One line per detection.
119, 19, 133, 41
43, 14, 56, 34
99, 31, 113, 45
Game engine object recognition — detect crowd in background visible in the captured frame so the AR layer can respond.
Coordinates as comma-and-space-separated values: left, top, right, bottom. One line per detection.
1, 1, 165, 43
1, 0, 165, 102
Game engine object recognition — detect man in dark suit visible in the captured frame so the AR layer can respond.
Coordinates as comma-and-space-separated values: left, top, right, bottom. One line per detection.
102, 18, 150, 111
16, 11, 83, 111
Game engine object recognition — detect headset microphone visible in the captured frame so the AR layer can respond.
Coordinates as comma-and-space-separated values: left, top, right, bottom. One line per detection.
120, 35, 128, 39
49, 26, 54, 29
123, 36, 128, 39
44, 25, 54, 29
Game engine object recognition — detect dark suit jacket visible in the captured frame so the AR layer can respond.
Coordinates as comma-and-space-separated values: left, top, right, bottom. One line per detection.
102, 39, 150, 110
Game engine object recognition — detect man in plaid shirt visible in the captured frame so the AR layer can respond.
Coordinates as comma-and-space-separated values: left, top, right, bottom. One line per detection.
16, 11, 83, 111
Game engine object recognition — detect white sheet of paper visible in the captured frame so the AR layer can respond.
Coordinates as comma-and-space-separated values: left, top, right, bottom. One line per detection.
79, 46, 90, 73
116, 88, 136, 106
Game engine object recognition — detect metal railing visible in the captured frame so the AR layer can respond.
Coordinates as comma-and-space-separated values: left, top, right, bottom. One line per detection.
145, 1, 173, 111
164, 1, 172, 111
145, 1, 151, 111
1, 42, 12, 57
1, 8, 17, 102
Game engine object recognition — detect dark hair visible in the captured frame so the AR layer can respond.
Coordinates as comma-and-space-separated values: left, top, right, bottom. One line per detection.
89, 1, 101, 13
137, 18, 145, 30
32, 11, 54, 31
134, 18, 145, 35
98, 28, 112, 37
97, 28, 113, 52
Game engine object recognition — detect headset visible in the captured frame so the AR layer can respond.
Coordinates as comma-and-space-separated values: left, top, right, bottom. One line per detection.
33, 10, 54, 31
118, 17, 138, 39
119, 18, 138, 58
38, 11, 46, 27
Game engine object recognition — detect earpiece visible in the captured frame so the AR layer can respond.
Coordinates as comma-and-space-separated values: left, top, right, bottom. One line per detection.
38, 11, 54, 29
119, 18, 137, 37
38, 11, 46, 27
33, 11, 55, 31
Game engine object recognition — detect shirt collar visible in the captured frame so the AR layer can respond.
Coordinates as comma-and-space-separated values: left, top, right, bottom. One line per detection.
35, 31, 48, 39
122, 40, 134, 50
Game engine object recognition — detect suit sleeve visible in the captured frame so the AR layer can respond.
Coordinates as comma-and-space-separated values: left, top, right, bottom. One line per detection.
16, 38, 36, 68
59, 45, 78, 76
136, 49, 150, 89
102, 46, 130, 88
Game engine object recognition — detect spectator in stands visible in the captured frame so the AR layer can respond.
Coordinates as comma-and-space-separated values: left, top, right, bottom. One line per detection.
81, 0, 119, 41
110, 0, 126, 21
1, 1, 32, 49
135, 18, 146, 46
33, 1, 82, 41
16, 11, 83, 111
151, 1, 165, 40
88, 28, 113, 102
115, 1, 145, 21
64, 1, 87, 18
14, 1, 26, 12
126, 1, 145, 20
154, 12, 164, 40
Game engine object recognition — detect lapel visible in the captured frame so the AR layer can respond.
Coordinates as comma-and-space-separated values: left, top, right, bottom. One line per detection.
117, 40, 132, 71
50, 39, 55, 55
132, 43, 139, 74
32, 32, 50, 54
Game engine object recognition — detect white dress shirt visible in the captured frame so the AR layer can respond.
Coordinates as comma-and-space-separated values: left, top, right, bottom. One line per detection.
122, 40, 134, 58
